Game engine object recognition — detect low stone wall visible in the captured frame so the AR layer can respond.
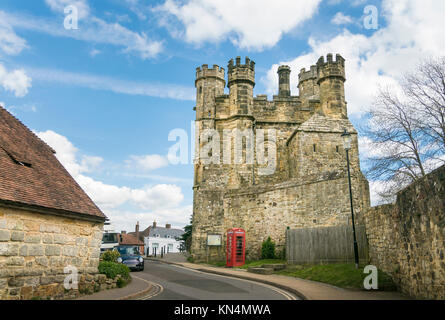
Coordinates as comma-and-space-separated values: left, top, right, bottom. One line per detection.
364, 165, 445, 300
0, 206, 104, 300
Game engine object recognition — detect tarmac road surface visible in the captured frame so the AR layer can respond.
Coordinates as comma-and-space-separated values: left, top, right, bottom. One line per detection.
134, 260, 298, 300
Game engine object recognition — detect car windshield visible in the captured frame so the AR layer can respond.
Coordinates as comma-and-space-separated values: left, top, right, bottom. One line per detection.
117, 246, 140, 256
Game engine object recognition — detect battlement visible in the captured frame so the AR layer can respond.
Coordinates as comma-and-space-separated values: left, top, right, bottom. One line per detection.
316, 53, 345, 83
278, 65, 291, 73
195, 64, 225, 83
228, 56, 256, 87
228, 56, 256, 72
298, 65, 317, 83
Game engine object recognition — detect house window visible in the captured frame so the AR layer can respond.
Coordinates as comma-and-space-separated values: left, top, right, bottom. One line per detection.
168, 244, 174, 251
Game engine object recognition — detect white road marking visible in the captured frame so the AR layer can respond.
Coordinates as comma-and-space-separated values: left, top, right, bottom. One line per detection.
132, 275, 164, 300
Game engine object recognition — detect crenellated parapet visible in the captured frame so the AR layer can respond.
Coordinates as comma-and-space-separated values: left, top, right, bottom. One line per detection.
298, 65, 318, 100
227, 56, 256, 87
195, 64, 226, 86
316, 53, 345, 84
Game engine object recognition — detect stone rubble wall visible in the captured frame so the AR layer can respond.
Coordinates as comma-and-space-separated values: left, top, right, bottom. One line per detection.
0, 207, 104, 300
364, 165, 445, 300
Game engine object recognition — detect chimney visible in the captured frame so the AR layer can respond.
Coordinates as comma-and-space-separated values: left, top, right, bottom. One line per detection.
136, 221, 140, 241
153, 221, 157, 228
277, 65, 291, 96
166, 224, 171, 229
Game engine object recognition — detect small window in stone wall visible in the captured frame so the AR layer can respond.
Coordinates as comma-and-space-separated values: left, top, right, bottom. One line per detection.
336, 145, 339, 153
199, 86, 202, 94
313, 144, 317, 152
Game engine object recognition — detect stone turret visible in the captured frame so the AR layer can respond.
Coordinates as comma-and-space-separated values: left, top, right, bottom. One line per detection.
316, 53, 347, 119
298, 65, 318, 99
195, 64, 225, 120
227, 56, 255, 115
277, 65, 291, 96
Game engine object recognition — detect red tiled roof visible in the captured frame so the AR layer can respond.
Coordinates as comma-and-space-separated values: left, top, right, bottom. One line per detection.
128, 226, 151, 241
119, 233, 144, 246
0, 106, 106, 220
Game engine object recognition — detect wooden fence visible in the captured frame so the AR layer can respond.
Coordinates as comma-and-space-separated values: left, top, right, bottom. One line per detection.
286, 225, 369, 264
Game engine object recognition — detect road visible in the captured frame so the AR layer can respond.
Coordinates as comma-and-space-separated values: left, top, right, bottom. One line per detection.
133, 260, 298, 300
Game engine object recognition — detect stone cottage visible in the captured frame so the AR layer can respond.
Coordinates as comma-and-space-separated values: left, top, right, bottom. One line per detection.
0, 106, 106, 300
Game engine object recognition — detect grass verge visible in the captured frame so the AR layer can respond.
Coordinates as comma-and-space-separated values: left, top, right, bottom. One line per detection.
276, 263, 396, 291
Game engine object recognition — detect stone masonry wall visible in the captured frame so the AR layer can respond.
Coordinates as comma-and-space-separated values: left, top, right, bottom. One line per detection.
192, 173, 369, 261
0, 206, 104, 300
364, 165, 445, 300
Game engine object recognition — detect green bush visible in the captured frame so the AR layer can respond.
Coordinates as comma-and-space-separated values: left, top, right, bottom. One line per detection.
261, 237, 276, 259
98, 261, 130, 280
101, 250, 121, 262
116, 277, 130, 288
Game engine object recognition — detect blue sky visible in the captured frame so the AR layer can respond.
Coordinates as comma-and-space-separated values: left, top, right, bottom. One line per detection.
0, 0, 443, 232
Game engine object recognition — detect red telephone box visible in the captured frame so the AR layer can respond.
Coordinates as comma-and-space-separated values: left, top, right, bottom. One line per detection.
226, 228, 246, 267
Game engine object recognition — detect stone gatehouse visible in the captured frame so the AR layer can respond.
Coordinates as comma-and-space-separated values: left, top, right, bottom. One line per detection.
191, 54, 370, 262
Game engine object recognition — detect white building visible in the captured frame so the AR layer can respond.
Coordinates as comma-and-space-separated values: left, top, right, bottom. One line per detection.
144, 222, 184, 256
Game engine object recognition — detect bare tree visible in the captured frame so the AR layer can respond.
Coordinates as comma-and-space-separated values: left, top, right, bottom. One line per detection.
404, 57, 445, 152
363, 57, 445, 202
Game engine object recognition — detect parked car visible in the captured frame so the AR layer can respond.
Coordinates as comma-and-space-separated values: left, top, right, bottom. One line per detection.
116, 245, 144, 271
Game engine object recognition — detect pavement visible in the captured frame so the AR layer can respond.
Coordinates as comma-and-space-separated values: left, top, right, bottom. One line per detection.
147, 253, 410, 300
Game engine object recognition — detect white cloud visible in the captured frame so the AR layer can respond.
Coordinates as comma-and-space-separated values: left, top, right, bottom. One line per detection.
264, 0, 445, 116
331, 12, 353, 25
0, 63, 32, 97
26, 66, 194, 100
153, 0, 322, 51
0, 18, 28, 55
89, 48, 101, 57
124, 0, 148, 20
0, 8, 162, 60
126, 154, 169, 171
36, 130, 189, 230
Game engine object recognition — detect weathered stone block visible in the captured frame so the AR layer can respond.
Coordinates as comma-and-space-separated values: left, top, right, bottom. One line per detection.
20, 286, 33, 300
45, 245, 61, 256
6, 257, 25, 266
54, 234, 68, 244
35, 257, 48, 267
0, 230, 10, 241
19, 245, 28, 256
11, 231, 25, 242
8, 277, 25, 287
28, 244, 45, 256
24, 233, 41, 243
42, 234, 53, 244
62, 246, 77, 257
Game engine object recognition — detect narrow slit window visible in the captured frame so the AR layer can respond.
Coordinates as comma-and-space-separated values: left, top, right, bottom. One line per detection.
313, 144, 317, 152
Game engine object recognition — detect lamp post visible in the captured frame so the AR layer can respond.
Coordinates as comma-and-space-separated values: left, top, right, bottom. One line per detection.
341, 129, 359, 269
